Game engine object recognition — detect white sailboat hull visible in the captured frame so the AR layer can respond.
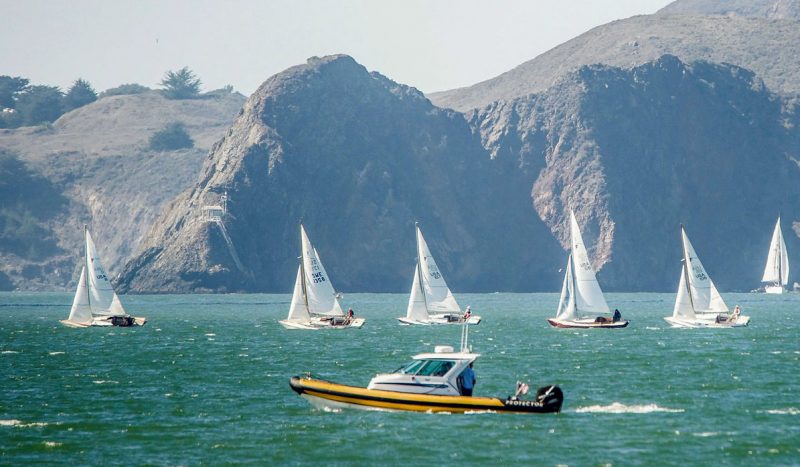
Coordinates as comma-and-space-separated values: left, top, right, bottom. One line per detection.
396, 315, 481, 326
664, 315, 750, 328
764, 285, 785, 294
279, 317, 365, 330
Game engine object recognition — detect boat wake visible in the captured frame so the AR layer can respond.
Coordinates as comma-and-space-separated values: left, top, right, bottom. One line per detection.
574, 402, 684, 414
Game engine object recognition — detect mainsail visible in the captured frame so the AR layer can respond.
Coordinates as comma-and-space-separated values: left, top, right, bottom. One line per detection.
415, 225, 461, 314
67, 266, 93, 326
568, 211, 610, 315
762, 216, 789, 286
298, 224, 343, 317
84, 228, 126, 317
676, 226, 728, 315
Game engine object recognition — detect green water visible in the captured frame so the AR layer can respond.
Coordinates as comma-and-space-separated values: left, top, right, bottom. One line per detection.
1, 292, 798, 465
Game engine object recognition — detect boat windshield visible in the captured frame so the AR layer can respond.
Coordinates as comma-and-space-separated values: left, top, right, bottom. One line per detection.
394, 359, 455, 377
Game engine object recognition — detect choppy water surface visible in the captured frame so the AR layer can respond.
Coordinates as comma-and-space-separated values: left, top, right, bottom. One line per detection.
1, 292, 798, 465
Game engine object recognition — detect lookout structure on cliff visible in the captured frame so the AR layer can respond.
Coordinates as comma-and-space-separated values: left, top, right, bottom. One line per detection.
201, 191, 228, 223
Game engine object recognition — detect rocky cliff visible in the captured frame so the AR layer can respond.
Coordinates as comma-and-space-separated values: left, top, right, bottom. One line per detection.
469, 55, 800, 291
117, 56, 563, 293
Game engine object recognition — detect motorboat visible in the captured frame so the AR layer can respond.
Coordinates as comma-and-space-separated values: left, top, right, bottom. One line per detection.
290, 326, 562, 414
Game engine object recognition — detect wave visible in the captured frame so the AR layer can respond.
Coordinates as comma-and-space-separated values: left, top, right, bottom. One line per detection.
1, 350, 18, 354
48, 351, 65, 356
574, 402, 684, 414
0, 419, 49, 428
763, 408, 799, 415
92, 380, 119, 385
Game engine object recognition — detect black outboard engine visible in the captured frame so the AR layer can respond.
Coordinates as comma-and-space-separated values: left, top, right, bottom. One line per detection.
535, 385, 564, 413
111, 316, 135, 327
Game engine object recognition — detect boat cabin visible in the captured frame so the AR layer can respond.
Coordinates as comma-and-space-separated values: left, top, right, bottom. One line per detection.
367, 345, 480, 396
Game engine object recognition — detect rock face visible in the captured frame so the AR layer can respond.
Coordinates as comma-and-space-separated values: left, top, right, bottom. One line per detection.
469, 55, 800, 291
429, 11, 800, 111
117, 56, 563, 293
658, 0, 800, 19
0, 91, 245, 290
120, 54, 800, 294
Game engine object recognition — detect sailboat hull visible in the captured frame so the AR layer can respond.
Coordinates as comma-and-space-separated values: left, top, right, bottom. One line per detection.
289, 376, 563, 414
398, 315, 482, 326
764, 285, 785, 294
60, 316, 146, 328
547, 318, 629, 329
279, 318, 365, 330
663, 316, 750, 328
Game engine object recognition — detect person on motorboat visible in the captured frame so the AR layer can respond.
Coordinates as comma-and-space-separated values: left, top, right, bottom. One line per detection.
460, 362, 476, 396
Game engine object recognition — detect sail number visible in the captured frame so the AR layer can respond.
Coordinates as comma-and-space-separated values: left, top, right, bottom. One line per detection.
311, 272, 326, 283
692, 265, 707, 281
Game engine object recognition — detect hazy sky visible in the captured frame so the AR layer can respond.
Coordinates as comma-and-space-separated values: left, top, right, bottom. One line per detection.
1, 0, 672, 96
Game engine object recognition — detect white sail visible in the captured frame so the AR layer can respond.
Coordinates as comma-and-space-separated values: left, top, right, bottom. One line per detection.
84, 228, 126, 317
681, 227, 728, 313
555, 254, 577, 321
672, 267, 696, 320
415, 225, 461, 313
299, 225, 343, 316
569, 211, 610, 314
67, 267, 93, 326
286, 265, 311, 321
405, 265, 429, 322
762, 217, 789, 286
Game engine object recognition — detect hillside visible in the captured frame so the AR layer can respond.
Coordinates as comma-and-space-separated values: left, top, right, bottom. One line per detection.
429, 11, 800, 111
658, 0, 800, 18
116, 55, 564, 293
0, 91, 245, 290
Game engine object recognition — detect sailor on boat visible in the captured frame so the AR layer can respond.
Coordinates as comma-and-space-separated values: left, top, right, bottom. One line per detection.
289, 324, 563, 414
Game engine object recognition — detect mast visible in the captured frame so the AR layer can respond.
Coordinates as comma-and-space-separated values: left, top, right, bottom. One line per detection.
680, 224, 695, 313
83, 224, 92, 312
299, 223, 310, 315
415, 222, 428, 313
570, 254, 577, 316
777, 216, 783, 286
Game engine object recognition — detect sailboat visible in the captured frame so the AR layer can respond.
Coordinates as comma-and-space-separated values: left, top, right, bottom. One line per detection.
60, 226, 146, 327
548, 211, 628, 328
762, 216, 789, 294
397, 223, 481, 325
279, 224, 365, 330
664, 225, 750, 328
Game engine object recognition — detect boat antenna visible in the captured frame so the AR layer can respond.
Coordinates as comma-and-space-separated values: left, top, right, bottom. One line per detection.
460, 320, 470, 352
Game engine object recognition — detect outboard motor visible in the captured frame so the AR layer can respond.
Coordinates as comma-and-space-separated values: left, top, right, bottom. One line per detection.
535, 385, 564, 413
